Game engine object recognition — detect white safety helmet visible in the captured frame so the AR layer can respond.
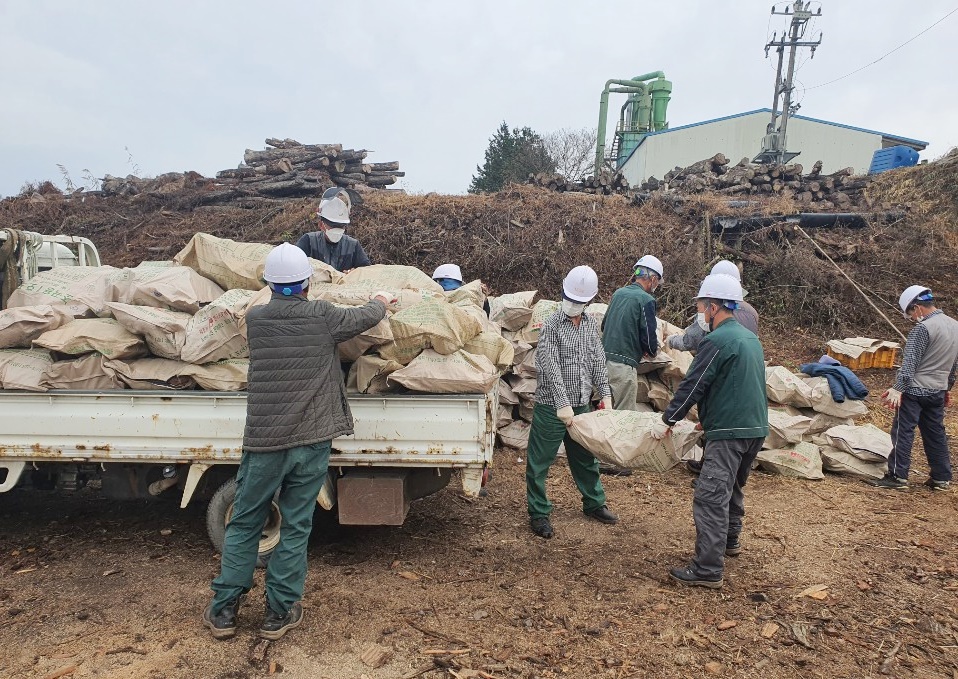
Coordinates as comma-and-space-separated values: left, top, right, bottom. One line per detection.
263, 242, 313, 285
432, 263, 463, 283
696, 273, 744, 303
318, 186, 352, 212
319, 196, 350, 224
563, 265, 599, 303
898, 285, 933, 318
634, 254, 664, 281
710, 260, 741, 281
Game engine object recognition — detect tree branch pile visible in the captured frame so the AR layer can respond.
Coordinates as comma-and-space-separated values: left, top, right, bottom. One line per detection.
641, 153, 879, 210
96, 138, 403, 207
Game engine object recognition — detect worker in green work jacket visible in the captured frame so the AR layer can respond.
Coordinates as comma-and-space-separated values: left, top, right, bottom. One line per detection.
203, 243, 392, 641
651, 273, 768, 590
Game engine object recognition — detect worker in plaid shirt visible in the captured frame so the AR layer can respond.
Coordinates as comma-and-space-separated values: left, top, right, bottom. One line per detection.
870, 285, 958, 491
526, 266, 618, 539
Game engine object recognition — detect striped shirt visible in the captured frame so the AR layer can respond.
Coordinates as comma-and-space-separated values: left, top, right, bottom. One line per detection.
534, 310, 612, 409
894, 310, 958, 396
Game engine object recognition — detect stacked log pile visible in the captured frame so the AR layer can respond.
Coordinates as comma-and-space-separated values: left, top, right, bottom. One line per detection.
98, 138, 403, 206
527, 169, 630, 195
641, 154, 876, 209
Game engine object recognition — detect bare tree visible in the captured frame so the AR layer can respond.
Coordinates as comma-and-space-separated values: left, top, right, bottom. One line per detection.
543, 127, 599, 182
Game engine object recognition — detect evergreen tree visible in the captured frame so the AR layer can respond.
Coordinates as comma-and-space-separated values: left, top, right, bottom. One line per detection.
468, 122, 555, 193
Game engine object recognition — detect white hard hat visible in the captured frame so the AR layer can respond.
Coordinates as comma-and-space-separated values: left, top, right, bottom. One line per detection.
563, 265, 599, 303
899, 285, 933, 317
634, 254, 664, 281
696, 273, 744, 303
710, 260, 741, 281
318, 186, 352, 212
432, 263, 463, 283
264, 243, 313, 284
319, 196, 350, 224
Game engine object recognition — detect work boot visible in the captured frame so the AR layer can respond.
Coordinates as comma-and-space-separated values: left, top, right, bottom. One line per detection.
585, 505, 619, 525
599, 462, 633, 477
668, 565, 723, 589
725, 538, 742, 557
203, 594, 245, 640
924, 477, 951, 492
530, 517, 554, 539
259, 602, 303, 641
867, 473, 909, 491
685, 460, 703, 475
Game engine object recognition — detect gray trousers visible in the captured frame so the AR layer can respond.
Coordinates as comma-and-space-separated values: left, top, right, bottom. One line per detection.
888, 391, 952, 481
692, 437, 764, 578
606, 360, 638, 411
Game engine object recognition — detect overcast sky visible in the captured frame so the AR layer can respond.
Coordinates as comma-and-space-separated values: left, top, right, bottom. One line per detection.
1, 0, 955, 198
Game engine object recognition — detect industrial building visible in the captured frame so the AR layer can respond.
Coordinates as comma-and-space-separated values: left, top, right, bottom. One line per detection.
617, 108, 928, 186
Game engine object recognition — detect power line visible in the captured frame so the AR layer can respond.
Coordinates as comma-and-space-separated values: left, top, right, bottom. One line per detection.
806, 6, 958, 90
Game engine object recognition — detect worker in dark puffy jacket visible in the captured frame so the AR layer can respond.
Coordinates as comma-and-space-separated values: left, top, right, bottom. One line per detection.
296, 187, 371, 272
669, 261, 759, 353
203, 243, 390, 642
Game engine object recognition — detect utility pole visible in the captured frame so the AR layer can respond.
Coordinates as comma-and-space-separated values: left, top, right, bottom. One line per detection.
754, 1, 823, 164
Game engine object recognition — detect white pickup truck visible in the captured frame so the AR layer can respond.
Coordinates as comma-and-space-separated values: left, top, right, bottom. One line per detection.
0, 229, 495, 563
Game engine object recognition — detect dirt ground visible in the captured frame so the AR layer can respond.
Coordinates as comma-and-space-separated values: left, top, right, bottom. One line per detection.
4, 349, 958, 679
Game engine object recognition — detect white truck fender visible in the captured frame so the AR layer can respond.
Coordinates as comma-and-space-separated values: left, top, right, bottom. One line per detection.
0, 461, 26, 493
180, 463, 213, 508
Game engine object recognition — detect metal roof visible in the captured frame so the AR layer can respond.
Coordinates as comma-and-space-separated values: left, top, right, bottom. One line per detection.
620, 108, 929, 166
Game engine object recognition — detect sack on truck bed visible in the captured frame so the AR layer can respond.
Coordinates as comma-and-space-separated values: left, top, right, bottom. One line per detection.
337, 314, 393, 362
172, 234, 272, 291
0, 304, 74, 349
106, 357, 197, 390
183, 359, 249, 391
118, 265, 225, 313
0, 348, 53, 391
463, 331, 514, 371
107, 303, 192, 360
181, 289, 255, 364
388, 299, 482, 357
567, 410, 702, 472
445, 280, 486, 309
6, 266, 127, 317
757, 442, 824, 480
40, 353, 125, 390
344, 265, 444, 294
515, 300, 560, 344
34, 318, 147, 360
388, 349, 498, 395
488, 291, 536, 332
348, 354, 403, 394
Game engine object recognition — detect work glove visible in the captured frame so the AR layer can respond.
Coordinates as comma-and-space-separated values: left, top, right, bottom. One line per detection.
667, 335, 681, 349
597, 397, 613, 411
556, 406, 575, 426
650, 419, 672, 440
372, 291, 397, 305
882, 388, 903, 410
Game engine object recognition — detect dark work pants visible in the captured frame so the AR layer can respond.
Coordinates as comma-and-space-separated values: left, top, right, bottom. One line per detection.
692, 437, 764, 579
888, 391, 952, 482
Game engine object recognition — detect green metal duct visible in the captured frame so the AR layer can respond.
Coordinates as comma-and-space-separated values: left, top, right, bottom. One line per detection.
594, 72, 671, 174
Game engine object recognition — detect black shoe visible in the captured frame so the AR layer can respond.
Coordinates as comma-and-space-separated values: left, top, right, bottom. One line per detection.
203, 594, 245, 640
259, 602, 303, 641
725, 539, 742, 557
586, 505, 619, 525
669, 566, 723, 589
924, 477, 951, 491
599, 463, 633, 477
867, 473, 909, 490
685, 460, 703, 475
530, 517, 554, 539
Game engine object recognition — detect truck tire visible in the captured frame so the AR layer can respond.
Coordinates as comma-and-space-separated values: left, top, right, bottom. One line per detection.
206, 477, 282, 569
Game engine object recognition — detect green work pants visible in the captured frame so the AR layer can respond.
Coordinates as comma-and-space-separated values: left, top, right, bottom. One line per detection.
210, 442, 330, 616
526, 403, 607, 519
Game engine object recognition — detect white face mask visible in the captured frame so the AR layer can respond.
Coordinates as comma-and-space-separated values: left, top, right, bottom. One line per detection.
325, 228, 345, 243
562, 300, 586, 317
696, 312, 710, 333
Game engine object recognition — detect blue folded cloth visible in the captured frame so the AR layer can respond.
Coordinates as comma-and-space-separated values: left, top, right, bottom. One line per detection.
799, 362, 869, 403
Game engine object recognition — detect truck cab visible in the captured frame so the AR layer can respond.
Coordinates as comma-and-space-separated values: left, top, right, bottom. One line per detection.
0, 229, 101, 308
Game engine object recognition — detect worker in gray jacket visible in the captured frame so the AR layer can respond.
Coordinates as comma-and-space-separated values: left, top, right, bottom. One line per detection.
203, 243, 391, 641
870, 285, 958, 491
296, 187, 372, 272
668, 261, 759, 353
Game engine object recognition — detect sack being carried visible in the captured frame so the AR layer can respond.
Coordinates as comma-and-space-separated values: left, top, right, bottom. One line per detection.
567, 410, 702, 472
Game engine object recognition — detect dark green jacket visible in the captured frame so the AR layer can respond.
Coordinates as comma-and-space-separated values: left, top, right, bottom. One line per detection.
662, 318, 769, 442
602, 284, 658, 368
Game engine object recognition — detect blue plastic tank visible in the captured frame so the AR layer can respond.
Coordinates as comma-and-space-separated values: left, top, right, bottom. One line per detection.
869, 145, 919, 174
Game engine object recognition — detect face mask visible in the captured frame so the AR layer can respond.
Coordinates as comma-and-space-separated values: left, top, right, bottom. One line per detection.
325, 228, 345, 244
562, 300, 586, 317
437, 279, 462, 291
696, 312, 710, 333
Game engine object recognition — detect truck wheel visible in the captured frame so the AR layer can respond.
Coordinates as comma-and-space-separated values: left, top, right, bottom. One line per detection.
206, 477, 282, 569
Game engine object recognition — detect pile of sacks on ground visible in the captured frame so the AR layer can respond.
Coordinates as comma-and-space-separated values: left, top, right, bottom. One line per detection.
0, 233, 509, 394
493, 300, 888, 482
